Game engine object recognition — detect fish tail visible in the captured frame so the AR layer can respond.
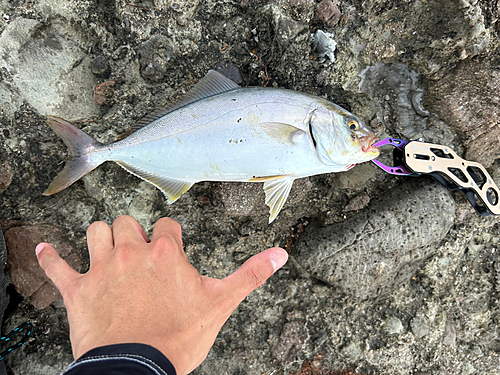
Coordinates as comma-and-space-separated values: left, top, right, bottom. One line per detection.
43, 116, 104, 196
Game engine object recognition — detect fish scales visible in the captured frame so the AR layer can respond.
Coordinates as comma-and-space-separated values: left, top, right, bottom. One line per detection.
44, 70, 379, 223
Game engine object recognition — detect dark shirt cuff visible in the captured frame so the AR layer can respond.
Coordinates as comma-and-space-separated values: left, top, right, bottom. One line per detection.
62, 343, 177, 375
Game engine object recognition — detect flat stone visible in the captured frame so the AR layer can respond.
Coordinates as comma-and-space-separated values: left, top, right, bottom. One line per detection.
341, 340, 364, 362
5, 224, 82, 309
293, 179, 455, 300
262, 5, 307, 48
0, 82, 22, 117
216, 60, 243, 84
0, 17, 98, 119
91, 56, 111, 78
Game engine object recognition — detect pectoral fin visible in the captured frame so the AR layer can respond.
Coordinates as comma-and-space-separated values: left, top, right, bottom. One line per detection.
263, 177, 294, 223
258, 122, 305, 145
117, 162, 194, 204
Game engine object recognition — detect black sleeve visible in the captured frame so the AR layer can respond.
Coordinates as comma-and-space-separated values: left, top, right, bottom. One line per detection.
62, 343, 177, 375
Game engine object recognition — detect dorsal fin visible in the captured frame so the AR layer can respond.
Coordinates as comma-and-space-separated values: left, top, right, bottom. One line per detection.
118, 70, 240, 140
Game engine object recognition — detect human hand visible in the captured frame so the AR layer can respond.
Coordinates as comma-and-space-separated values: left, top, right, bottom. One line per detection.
35, 215, 288, 375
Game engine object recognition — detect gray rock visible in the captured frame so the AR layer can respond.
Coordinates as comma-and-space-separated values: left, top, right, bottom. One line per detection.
0, 82, 22, 117
344, 193, 370, 212
385, 316, 404, 336
293, 179, 455, 300
0, 17, 98, 120
260, 5, 308, 50
359, 63, 431, 141
351, 1, 493, 80
410, 316, 431, 339
138, 35, 175, 83
340, 340, 364, 362
216, 60, 242, 84
443, 318, 456, 347
426, 60, 500, 168
155, 0, 200, 26
331, 163, 378, 191
218, 178, 312, 220
91, 56, 111, 78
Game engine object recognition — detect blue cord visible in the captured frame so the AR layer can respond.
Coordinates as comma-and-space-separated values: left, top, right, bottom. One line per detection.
0, 322, 32, 360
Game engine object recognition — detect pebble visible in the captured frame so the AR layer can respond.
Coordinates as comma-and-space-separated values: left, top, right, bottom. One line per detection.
385, 316, 404, 335
316, 0, 341, 26
91, 55, 111, 78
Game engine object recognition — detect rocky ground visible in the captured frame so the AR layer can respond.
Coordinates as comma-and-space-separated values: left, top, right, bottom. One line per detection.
0, 0, 499, 374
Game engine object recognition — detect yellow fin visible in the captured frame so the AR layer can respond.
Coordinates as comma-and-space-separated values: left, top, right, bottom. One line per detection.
258, 122, 305, 145
263, 177, 294, 223
117, 162, 194, 204
248, 175, 287, 182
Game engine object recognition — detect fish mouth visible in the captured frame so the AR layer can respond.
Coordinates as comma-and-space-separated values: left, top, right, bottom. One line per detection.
359, 134, 379, 155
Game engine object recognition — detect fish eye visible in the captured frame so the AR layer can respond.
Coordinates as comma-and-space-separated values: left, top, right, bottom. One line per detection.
348, 120, 358, 131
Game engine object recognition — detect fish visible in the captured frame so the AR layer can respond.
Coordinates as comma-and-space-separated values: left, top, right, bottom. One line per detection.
44, 70, 380, 223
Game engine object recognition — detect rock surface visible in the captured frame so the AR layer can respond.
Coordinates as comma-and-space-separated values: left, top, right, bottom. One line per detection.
0, 18, 98, 120
4, 224, 82, 309
426, 60, 500, 168
293, 180, 455, 300
0, 0, 499, 374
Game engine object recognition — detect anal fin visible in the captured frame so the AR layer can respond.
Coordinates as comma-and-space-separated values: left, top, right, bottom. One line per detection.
263, 177, 294, 223
117, 162, 194, 204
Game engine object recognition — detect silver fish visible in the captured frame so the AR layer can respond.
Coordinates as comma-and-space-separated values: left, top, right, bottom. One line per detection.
44, 70, 379, 222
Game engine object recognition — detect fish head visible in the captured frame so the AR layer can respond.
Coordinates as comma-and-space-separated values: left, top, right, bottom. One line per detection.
308, 104, 380, 167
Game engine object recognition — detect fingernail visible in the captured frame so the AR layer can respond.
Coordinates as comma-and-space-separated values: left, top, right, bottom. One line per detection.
35, 243, 44, 257
270, 249, 288, 272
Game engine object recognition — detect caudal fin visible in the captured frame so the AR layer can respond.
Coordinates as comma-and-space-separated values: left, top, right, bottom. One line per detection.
43, 116, 104, 196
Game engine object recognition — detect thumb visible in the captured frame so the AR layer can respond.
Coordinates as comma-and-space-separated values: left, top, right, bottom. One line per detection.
222, 247, 288, 307
36, 243, 80, 297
